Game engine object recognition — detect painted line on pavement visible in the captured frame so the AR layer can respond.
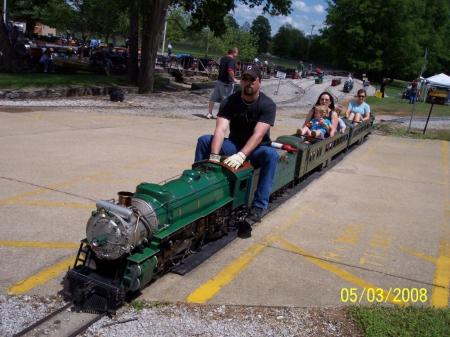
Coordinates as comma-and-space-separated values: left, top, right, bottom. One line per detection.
0, 172, 110, 206
186, 243, 266, 303
431, 233, 450, 308
273, 236, 406, 306
400, 245, 436, 264
18, 199, 93, 209
186, 210, 304, 303
430, 141, 450, 308
7, 256, 75, 295
0, 240, 79, 249
0, 148, 192, 208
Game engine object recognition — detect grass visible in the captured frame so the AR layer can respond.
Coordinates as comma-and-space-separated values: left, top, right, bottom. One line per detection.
375, 122, 450, 141
367, 96, 450, 117
367, 97, 450, 118
130, 299, 165, 311
0, 73, 174, 91
350, 305, 450, 337
367, 80, 450, 117
0, 73, 131, 89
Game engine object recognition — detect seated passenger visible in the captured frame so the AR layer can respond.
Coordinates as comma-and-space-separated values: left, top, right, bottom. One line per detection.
39, 48, 55, 73
346, 89, 371, 124
335, 104, 347, 133
297, 104, 331, 139
346, 73, 353, 84
303, 92, 339, 137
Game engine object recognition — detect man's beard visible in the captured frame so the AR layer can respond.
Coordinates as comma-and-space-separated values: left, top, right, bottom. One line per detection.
243, 85, 254, 96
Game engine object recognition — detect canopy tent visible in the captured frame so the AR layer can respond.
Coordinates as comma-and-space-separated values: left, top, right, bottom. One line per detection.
425, 73, 450, 88
421, 73, 450, 104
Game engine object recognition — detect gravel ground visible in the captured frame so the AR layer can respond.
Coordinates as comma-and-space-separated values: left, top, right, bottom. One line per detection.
1, 76, 447, 130
0, 295, 63, 336
0, 76, 365, 118
378, 116, 450, 130
0, 295, 362, 337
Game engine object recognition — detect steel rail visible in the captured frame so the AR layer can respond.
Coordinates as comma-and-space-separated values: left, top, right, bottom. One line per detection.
13, 303, 105, 337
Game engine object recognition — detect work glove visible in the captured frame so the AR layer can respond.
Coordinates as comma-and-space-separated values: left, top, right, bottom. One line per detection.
224, 152, 246, 169
209, 153, 221, 163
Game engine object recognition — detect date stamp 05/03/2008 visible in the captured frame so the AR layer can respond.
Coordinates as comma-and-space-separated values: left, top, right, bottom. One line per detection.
340, 287, 429, 304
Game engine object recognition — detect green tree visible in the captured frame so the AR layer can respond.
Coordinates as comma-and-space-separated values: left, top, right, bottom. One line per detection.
324, 0, 449, 80
270, 24, 307, 59
137, 0, 292, 93
225, 15, 240, 30
250, 15, 271, 53
5, 0, 293, 92
215, 25, 258, 60
166, 7, 190, 44
8, 0, 49, 37
36, 0, 76, 33
414, 0, 450, 76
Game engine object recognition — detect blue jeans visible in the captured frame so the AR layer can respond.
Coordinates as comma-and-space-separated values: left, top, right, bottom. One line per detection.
409, 90, 417, 104
195, 135, 279, 209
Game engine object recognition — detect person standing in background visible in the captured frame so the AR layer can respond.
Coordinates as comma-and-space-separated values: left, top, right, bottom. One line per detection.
206, 47, 239, 119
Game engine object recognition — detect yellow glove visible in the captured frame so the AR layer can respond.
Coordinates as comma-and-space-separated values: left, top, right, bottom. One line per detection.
224, 152, 246, 169
209, 153, 221, 163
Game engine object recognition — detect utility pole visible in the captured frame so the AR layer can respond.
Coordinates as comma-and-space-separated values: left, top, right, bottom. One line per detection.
161, 17, 167, 55
419, 47, 428, 78
306, 24, 315, 61
407, 48, 429, 132
3, 0, 7, 23
205, 30, 209, 57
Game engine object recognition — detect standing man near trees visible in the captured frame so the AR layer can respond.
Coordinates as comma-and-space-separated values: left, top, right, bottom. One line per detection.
206, 47, 239, 119
298, 60, 304, 78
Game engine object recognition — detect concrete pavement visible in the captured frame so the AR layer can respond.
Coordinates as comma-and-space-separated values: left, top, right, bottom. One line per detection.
0, 108, 448, 308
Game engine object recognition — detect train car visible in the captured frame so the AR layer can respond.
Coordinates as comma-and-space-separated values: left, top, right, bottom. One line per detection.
64, 119, 373, 313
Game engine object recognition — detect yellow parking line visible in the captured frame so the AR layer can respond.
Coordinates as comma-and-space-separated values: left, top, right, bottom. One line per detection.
274, 236, 405, 306
7, 256, 75, 295
0, 240, 79, 249
186, 209, 304, 303
186, 243, 266, 303
19, 199, 93, 209
431, 141, 450, 307
0, 172, 110, 206
431, 233, 450, 308
442, 141, 449, 177
400, 245, 436, 264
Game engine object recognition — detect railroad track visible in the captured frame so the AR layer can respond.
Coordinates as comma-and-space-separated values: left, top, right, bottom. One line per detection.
13, 303, 105, 337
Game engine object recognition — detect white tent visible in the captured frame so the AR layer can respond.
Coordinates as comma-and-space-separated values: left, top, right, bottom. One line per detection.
425, 73, 450, 88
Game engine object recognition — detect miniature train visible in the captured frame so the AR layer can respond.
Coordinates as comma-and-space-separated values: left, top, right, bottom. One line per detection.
63, 118, 374, 313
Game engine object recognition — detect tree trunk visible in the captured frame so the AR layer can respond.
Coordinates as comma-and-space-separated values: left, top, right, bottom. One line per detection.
128, 0, 139, 84
138, 0, 169, 94
25, 19, 36, 38
0, 10, 16, 72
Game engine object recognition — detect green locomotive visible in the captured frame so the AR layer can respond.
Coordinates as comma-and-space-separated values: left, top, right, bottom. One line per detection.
64, 118, 373, 313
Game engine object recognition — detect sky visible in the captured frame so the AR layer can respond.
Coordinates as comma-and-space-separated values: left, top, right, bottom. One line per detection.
232, 0, 329, 36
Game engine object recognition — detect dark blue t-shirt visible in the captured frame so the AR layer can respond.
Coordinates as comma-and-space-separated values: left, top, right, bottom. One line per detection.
218, 55, 236, 83
218, 91, 276, 147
